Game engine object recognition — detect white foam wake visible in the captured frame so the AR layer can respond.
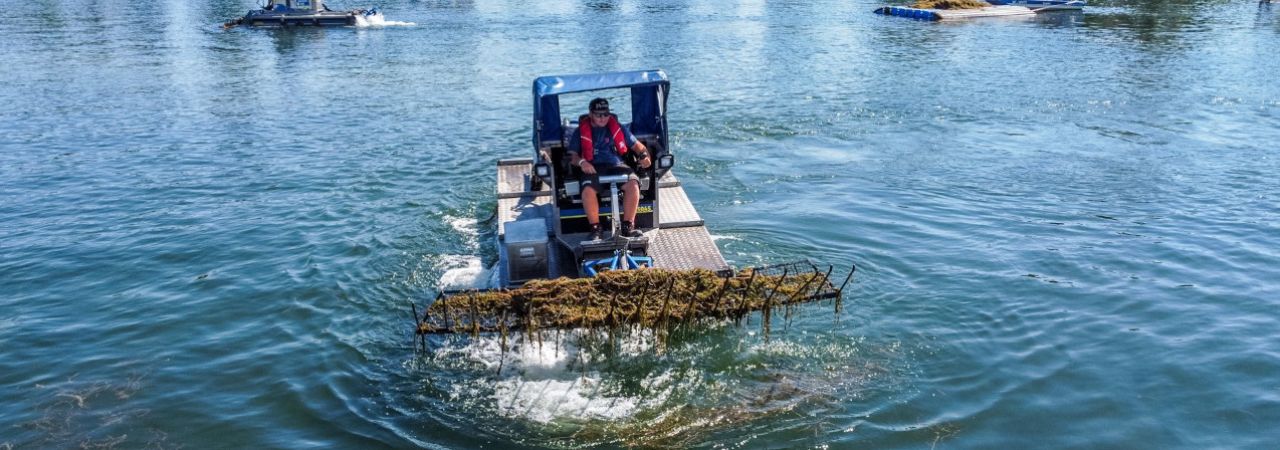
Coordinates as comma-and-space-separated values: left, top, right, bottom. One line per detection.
444, 215, 480, 249
441, 329, 676, 424
354, 13, 416, 27
435, 255, 494, 291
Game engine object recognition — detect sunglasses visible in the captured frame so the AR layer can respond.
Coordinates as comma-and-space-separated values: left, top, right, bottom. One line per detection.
590, 112, 610, 118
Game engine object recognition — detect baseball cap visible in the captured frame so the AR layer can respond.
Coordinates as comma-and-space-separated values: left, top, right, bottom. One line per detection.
589, 98, 610, 113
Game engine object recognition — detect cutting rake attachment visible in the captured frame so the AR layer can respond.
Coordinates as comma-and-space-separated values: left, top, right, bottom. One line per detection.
409, 261, 855, 346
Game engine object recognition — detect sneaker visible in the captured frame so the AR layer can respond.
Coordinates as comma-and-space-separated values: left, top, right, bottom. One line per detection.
619, 221, 643, 238
588, 223, 603, 241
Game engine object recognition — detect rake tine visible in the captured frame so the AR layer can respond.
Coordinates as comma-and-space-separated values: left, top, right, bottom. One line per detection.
428, 292, 445, 336
633, 276, 651, 327
786, 270, 819, 304
682, 276, 703, 322
607, 290, 620, 329
410, 299, 421, 324
525, 298, 535, 350
762, 267, 788, 339
468, 291, 480, 338
711, 273, 732, 316
836, 263, 856, 317
408, 301, 422, 352
837, 263, 857, 295
783, 271, 820, 333
579, 288, 590, 330
627, 277, 643, 324
497, 305, 509, 377
412, 299, 431, 352
812, 265, 833, 300
658, 274, 674, 329
444, 296, 455, 335
606, 289, 621, 359
532, 292, 546, 352
762, 267, 787, 309
736, 269, 758, 323
657, 274, 676, 349
660, 273, 680, 340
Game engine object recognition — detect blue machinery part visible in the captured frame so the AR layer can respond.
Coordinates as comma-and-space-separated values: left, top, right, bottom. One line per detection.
582, 248, 653, 277
578, 173, 654, 277
874, 6, 941, 20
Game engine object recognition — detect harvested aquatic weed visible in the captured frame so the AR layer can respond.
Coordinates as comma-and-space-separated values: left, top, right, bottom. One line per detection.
911, 0, 991, 9
413, 262, 855, 337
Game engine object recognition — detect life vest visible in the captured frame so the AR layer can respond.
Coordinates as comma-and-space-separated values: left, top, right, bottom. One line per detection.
578, 114, 628, 162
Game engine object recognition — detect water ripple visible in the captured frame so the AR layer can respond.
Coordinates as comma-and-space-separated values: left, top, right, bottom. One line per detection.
4, 0, 1280, 448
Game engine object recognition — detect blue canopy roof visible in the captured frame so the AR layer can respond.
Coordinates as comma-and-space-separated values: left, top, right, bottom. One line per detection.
532, 70, 669, 152
533, 70, 668, 98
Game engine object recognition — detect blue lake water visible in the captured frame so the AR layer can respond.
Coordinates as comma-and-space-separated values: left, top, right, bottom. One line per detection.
3, 0, 1279, 448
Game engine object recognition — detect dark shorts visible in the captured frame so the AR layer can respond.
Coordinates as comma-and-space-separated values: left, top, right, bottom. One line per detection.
580, 164, 638, 192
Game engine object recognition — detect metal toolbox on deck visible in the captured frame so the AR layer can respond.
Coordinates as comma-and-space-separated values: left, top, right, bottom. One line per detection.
503, 219, 548, 284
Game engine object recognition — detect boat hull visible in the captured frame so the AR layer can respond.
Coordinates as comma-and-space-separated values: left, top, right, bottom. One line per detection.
227, 9, 379, 27
875, 5, 1037, 21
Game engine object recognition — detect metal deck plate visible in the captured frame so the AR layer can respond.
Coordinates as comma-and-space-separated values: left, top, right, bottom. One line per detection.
498, 195, 552, 237
658, 186, 704, 228
497, 159, 551, 199
658, 170, 681, 188
650, 227, 730, 275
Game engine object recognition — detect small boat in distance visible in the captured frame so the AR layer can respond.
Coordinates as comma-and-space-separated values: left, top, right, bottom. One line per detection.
986, 0, 1086, 11
223, 0, 380, 28
875, 0, 1084, 21
876, 5, 1037, 21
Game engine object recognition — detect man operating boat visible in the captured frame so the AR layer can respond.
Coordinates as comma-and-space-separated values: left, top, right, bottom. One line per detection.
567, 97, 652, 241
